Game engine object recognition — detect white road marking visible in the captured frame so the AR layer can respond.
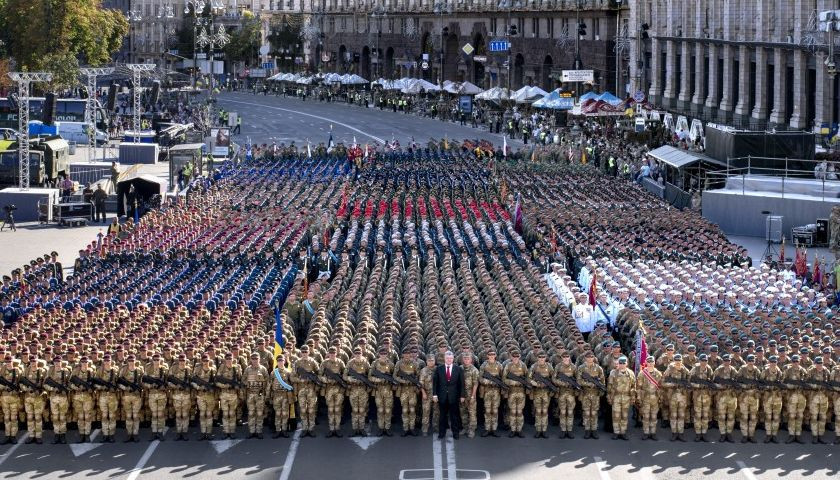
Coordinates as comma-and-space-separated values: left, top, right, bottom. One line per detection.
348, 436, 382, 451
445, 435, 457, 480
432, 434, 443, 480
220, 98, 387, 144
125, 439, 159, 480
277, 428, 303, 480
70, 429, 101, 457
735, 460, 758, 480
593, 456, 612, 480
639, 466, 658, 480
0, 433, 29, 467
209, 438, 243, 454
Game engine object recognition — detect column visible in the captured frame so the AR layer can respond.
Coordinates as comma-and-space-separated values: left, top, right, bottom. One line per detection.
733, 45, 751, 127
704, 43, 719, 119
751, 47, 769, 125
788, 50, 809, 129
691, 43, 706, 115
677, 41, 692, 111
648, 38, 662, 104
814, 53, 833, 132
661, 40, 677, 108
717, 45, 734, 123
768, 48, 788, 126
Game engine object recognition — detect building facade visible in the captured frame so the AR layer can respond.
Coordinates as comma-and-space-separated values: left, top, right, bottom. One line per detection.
263, 0, 629, 94
629, 0, 837, 132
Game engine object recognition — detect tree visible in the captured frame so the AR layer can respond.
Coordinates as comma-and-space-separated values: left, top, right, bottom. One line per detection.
224, 10, 261, 67
41, 52, 80, 92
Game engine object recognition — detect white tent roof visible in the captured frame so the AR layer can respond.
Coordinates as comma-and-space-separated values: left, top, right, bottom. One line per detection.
402, 78, 439, 94
457, 81, 483, 95
513, 86, 549, 103
340, 74, 368, 85
475, 86, 512, 101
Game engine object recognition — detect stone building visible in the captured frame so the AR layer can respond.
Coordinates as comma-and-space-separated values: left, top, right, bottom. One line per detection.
629, 0, 837, 131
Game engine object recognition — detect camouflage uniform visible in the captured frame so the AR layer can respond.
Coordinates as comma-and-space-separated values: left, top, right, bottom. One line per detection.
607, 359, 635, 439
320, 353, 346, 436
529, 358, 554, 438
552, 358, 578, 438
420, 359, 439, 435
344, 352, 371, 436
369, 354, 396, 435
502, 356, 529, 436
0, 358, 22, 442
713, 359, 739, 442
637, 359, 663, 439
576, 356, 605, 438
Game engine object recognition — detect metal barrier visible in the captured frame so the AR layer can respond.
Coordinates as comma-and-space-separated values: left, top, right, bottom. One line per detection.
68, 164, 112, 187
705, 155, 839, 200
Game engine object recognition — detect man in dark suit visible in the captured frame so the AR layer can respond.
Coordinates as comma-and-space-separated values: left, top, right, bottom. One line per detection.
432, 351, 465, 439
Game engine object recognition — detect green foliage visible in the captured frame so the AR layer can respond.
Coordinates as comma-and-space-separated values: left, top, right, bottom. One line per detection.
224, 10, 261, 65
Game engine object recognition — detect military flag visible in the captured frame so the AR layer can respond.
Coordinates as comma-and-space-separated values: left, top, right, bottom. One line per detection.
588, 270, 598, 307
513, 192, 522, 233
273, 304, 285, 366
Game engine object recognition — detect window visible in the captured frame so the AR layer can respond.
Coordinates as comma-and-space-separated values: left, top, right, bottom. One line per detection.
532, 18, 538, 37
341, 16, 347, 30
594, 18, 600, 39
329, 17, 335, 32
389, 18, 395, 33
518, 17, 524, 36
491, 18, 498, 36
548, 18, 554, 38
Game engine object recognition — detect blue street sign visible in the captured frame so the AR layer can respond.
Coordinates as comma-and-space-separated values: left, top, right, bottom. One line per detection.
262, 62, 275, 70
489, 40, 510, 52
557, 97, 575, 110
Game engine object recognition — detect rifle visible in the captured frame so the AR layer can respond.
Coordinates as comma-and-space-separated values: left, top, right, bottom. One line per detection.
0, 376, 18, 391
70, 375, 93, 390
216, 376, 244, 389
397, 371, 422, 389
371, 368, 398, 385
44, 376, 69, 393
190, 375, 216, 391
18, 376, 40, 391
90, 377, 118, 390
553, 372, 581, 391
663, 376, 693, 389
348, 369, 375, 388
580, 371, 607, 393
117, 377, 141, 392
324, 369, 349, 388
532, 372, 558, 393
481, 371, 510, 391
689, 377, 719, 390
505, 372, 532, 390
166, 375, 191, 389
296, 367, 325, 387
141, 375, 167, 388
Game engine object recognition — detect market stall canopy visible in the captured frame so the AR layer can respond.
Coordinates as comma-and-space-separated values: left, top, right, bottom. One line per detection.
340, 74, 368, 85
402, 78, 440, 94
475, 86, 512, 101
513, 86, 549, 103
579, 91, 599, 101
596, 92, 624, 106
532, 89, 572, 109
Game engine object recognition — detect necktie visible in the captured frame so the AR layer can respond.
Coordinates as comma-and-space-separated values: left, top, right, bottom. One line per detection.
446, 366, 451, 381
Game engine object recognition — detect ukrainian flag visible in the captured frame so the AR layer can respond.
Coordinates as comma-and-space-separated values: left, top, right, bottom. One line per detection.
273, 304, 285, 367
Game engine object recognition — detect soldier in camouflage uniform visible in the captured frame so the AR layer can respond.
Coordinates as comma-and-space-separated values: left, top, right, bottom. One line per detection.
244, 352, 269, 439
145, 354, 169, 441
713, 354, 738, 443
344, 347, 372, 437
45, 356, 71, 444
394, 348, 421, 436
607, 356, 635, 440
760, 355, 784, 443
167, 354, 192, 441
320, 346, 346, 437
662, 354, 690, 441
831, 361, 840, 444
553, 352, 577, 439
216, 353, 242, 439
369, 349, 396, 436
269, 354, 294, 438
502, 351, 528, 437
783, 354, 808, 444
737, 354, 761, 443
576, 351, 605, 439
459, 352, 479, 438
292, 345, 320, 437
636, 356, 662, 440
807, 356, 831, 444
192, 355, 217, 440
419, 354, 438, 436
69, 356, 95, 443
20, 353, 45, 444
119, 355, 144, 442
529, 352, 553, 438
688, 353, 714, 442
0, 355, 22, 443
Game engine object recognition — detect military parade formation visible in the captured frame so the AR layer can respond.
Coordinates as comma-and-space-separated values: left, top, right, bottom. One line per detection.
1, 141, 839, 449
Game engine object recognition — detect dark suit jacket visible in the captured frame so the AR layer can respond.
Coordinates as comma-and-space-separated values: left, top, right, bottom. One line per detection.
432, 363, 465, 404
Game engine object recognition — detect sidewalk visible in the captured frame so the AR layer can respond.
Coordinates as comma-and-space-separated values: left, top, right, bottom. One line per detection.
0, 220, 107, 276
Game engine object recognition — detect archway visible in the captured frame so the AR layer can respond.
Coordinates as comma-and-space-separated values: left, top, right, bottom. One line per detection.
542, 55, 553, 90
514, 53, 525, 90
338, 45, 347, 73
444, 33, 459, 82
361, 46, 371, 81
385, 47, 394, 78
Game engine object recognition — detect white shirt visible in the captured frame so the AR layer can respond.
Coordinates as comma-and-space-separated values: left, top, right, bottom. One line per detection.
573, 303, 595, 333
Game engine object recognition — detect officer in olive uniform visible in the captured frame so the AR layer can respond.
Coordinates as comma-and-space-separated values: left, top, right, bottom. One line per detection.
244, 352, 269, 438
320, 346, 346, 437
636, 356, 662, 440
576, 351, 605, 439
607, 356, 635, 440
344, 347, 371, 437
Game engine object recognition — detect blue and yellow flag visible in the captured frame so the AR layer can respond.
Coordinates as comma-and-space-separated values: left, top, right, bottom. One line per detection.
273, 304, 285, 367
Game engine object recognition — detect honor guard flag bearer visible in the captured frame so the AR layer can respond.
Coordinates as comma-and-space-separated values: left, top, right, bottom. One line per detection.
274, 304, 285, 367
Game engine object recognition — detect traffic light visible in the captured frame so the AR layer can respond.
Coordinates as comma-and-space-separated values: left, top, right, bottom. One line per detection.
641, 23, 650, 39
578, 21, 587, 37
508, 24, 517, 36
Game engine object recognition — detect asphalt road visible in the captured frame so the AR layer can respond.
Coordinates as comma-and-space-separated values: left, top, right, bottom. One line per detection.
0, 422, 836, 480
215, 91, 521, 149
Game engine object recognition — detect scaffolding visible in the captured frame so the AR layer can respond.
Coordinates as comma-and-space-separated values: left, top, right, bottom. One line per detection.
126, 64, 156, 142
7, 72, 53, 189
80, 67, 114, 162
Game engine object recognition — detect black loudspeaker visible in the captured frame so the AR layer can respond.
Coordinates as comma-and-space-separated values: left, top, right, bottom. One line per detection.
150, 80, 160, 106
42, 92, 57, 125
107, 83, 118, 111
7, 93, 18, 111
816, 218, 829, 245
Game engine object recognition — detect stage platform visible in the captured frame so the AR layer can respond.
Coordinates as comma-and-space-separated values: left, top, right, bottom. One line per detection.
703, 175, 838, 238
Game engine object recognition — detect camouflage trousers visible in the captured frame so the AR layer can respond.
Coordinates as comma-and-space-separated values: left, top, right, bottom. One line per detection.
271, 393, 292, 432
23, 394, 45, 439
1, 393, 21, 437
71, 392, 95, 436
421, 392, 439, 434
691, 391, 712, 434
148, 390, 168, 434
121, 393, 142, 436
50, 394, 70, 434
580, 389, 600, 431
786, 392, 807, 436
171, 391, 192, 434
373, 386, 393, 430
834, 396, 840, 433
398, 387, 418, 432
347, 387, 369, 431
507, 389, 526, 432
324, 387, 344, 431
98, 392, 119, 437
639, 393, 659, 435
246, 393, 266, 434
480, 389, 499, 432
196, 392, 216, 434
809, 393, 830, 437
532, 391, 550, 433
611, 393, 631, 435
460, 395, 477, 436
668, 390, 688, 434
555, 390, 576, 433
738, 393, 760, 438
762, 393, 783, 437
716, 393, 737, 435
219, 390, 239, 435
296, 386, 318, 431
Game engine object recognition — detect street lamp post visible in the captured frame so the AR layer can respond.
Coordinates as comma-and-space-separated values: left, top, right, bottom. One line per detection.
498, 0, 522, 94
185, 1, 208, 90
195, 1, 229, 99
615, 0, 623, 96
127, 7, 143, 63
156, 1, 176, 69
369, 4, 386, 79
433, 1, 450, 85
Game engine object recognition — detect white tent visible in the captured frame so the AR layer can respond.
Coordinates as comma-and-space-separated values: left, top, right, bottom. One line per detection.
322, 73, 342, 83
442, 81, 484, 95
402, 78, 440, 94
341, 74, 368, 85
475, 86, 512, 102
296, 76, 313, 85
513, 86, 549, 103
